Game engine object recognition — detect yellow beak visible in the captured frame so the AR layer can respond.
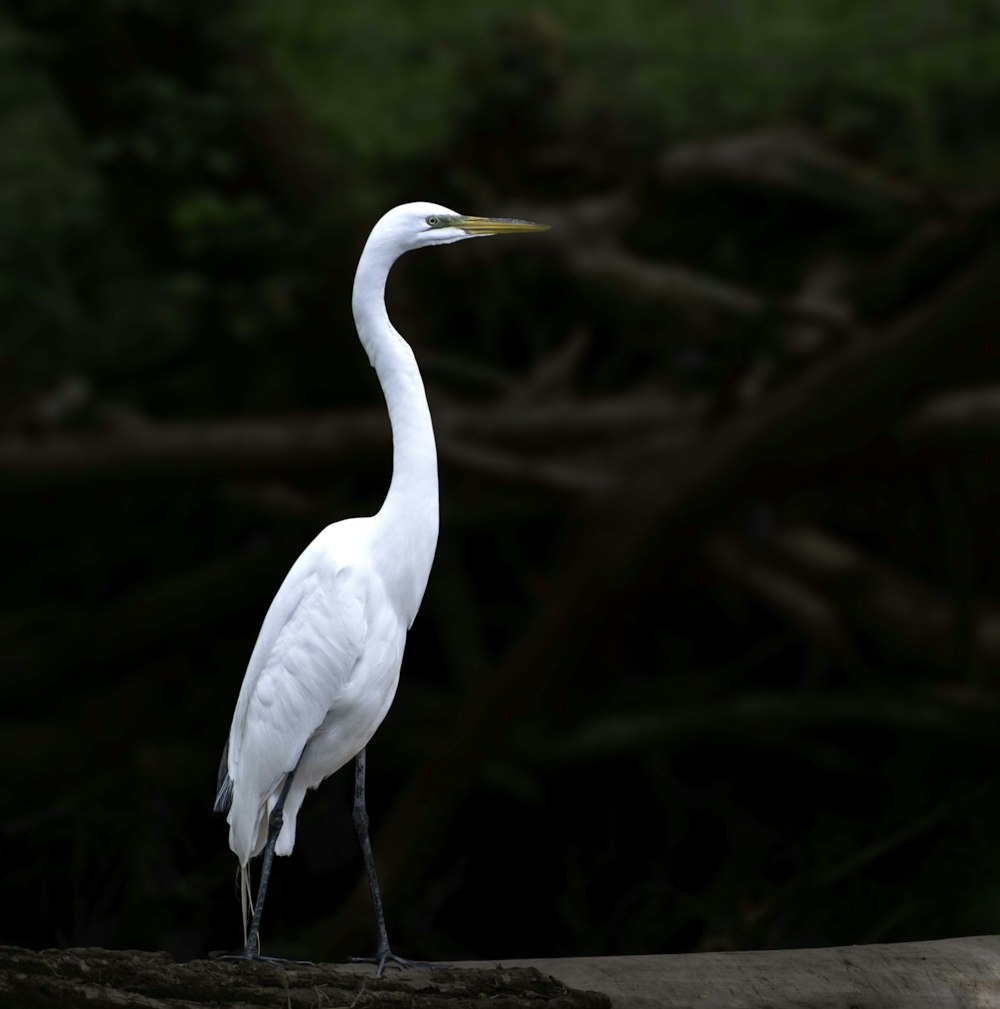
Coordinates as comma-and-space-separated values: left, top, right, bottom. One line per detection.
456, 216, 550, 235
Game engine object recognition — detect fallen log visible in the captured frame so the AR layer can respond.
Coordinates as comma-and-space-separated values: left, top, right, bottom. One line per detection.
0, 945, 606, 1009
2, 937, 997, 1008
475, 935, 1000, 1009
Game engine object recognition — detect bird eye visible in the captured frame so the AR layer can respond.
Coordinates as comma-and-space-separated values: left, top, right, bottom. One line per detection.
426, 215, 441, 227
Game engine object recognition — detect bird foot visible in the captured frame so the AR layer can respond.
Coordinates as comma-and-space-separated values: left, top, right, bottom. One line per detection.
216, 949, 313, 967
350, 949, 435, 976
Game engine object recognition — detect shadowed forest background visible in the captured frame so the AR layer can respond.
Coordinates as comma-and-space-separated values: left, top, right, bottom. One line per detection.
4, 0, 1000, 965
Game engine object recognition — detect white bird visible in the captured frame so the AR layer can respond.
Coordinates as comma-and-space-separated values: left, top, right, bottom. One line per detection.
214, 202, 548, 972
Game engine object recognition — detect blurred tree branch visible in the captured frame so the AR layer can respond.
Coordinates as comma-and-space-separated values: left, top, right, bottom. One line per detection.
708, 524, 1000, 669
0, 392, 699, 493
657, 129, 923, 220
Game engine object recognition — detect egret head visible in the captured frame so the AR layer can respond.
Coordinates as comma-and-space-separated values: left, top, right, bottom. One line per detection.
370, 202, 549, 256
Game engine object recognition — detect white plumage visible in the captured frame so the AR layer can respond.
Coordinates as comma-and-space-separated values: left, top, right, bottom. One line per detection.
214, 202, 547, 968
225, 524, 399, 862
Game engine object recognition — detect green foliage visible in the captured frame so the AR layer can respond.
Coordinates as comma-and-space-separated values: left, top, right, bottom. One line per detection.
0, 22, 98, 244
239, 0, 1000, 189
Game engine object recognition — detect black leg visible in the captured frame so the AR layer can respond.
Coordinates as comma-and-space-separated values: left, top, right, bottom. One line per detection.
244, 769, 295, 959
349, 749, 428, 975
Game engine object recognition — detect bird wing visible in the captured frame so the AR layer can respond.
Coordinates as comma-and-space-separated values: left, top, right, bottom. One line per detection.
222, 530, 369, 860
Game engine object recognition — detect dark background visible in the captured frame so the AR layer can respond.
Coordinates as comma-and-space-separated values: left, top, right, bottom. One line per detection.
4, 0, 1000, 966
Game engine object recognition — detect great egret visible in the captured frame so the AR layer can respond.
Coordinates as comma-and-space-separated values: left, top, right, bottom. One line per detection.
214, 202, 548, 972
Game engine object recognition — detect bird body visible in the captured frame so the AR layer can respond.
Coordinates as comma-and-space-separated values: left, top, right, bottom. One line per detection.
223, 519, 411, 863
214, 202, 547, 966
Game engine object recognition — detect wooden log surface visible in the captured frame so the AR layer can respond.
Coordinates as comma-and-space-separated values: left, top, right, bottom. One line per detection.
2, 937, 998, 1008
0, 945, 606, 1009
466, 936, 1000, 1008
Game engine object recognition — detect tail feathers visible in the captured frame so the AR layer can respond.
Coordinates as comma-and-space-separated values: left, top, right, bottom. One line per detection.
217, 739, 251, 948
214, 739, 233, 814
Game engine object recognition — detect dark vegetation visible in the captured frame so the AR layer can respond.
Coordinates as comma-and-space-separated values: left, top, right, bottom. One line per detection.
3, 0, 1000, 967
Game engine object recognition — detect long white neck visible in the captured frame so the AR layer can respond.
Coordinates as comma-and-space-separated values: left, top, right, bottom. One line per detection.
352, 237, 439, 627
